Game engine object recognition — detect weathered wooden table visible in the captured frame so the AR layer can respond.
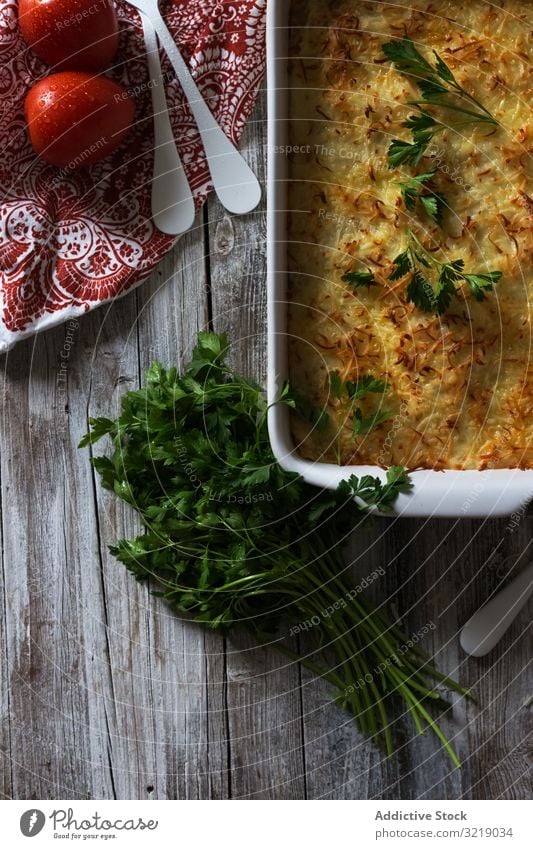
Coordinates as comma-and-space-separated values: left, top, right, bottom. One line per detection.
1, 95, 531, 800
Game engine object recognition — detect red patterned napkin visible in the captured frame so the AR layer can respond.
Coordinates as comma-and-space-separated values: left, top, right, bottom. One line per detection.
0, 0, 266, 351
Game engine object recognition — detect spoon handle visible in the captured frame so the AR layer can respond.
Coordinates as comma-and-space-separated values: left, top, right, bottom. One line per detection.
460, 562, 533, 657
142, 13, 195, 235
150, 10, 261, 215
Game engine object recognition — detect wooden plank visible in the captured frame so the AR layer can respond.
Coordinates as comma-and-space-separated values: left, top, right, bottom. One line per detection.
0, 307, 140, 799
130, 228, 230, 799
80, 223, 227, 800
462, 517, 532, 800
79, 291, 158, 801
206, 99, 268, 379
295, 515, 532, 799
298, 667, 402, 800
375, 518, 472, 801
0, 494, 11, 799
299, 522, 405, 800
0, 218, 215, 799
207, 94, 307, 799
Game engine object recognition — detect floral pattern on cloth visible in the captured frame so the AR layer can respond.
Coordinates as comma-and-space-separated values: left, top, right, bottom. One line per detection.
0, 0, 266, 349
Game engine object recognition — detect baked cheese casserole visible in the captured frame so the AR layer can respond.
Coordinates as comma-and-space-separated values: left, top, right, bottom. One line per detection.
287, 0, 532, 470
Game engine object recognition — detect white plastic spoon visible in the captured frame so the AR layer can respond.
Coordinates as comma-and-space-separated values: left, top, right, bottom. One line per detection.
130, 0, 261, 215
460, 562, 533, 657
141, 12, 195, 235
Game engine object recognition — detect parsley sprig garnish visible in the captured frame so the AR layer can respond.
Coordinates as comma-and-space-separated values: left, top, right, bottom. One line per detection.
383, 38, 497, 123
391, 230, 502, 315
81, 332, 467, 763
330, 372, 393, 435
383, 38, 498, 168
397, 168, 447, 224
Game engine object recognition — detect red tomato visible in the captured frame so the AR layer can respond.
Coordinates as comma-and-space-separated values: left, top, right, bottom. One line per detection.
25, 71, 135, 168
18, 0, 119, 72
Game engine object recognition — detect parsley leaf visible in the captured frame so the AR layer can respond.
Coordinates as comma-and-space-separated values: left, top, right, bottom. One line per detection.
389, 249, 412, 281
388, 137, 429, 169
353, 408, 394, 435
406, 269, 438, 313
329, 371, 345, 399
329, 372, 393, 436
349, 466, 413, 513
342, 269, 378, 288
403, 112, 440, 137
433, 51, 456, 84
462, 271, 502, 301
420, 194, 439, 221
78, 417, 116, 447
382, 38, 435, 77
345, 375, 391, 400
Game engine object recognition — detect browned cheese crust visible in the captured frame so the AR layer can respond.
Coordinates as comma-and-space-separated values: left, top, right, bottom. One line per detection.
287, 0, 532, 469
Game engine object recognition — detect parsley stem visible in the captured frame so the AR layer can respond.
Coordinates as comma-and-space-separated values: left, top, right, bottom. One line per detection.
275, 577, 377, 736
290, 568, 394, 748
407, 229, 442, 266
408, 101, 496, 123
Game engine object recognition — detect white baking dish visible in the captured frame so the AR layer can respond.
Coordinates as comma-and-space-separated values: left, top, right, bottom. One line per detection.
265, 0, 533, 518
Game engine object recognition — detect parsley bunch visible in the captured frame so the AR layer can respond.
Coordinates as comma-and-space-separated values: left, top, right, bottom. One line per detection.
81, 332, 466, 763
343, 230, 501, 315
383, 38, 498, 168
